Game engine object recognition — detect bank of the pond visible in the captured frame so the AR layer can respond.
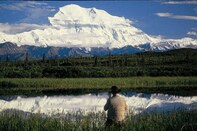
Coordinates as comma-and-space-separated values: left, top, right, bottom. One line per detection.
0, 77, 197, 96
0, 110, 196, 131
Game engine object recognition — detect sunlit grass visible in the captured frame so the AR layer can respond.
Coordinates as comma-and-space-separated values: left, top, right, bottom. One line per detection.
1, 77, 197, 88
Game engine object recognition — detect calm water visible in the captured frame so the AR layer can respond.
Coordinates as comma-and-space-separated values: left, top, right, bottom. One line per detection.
0, 92, 196, 115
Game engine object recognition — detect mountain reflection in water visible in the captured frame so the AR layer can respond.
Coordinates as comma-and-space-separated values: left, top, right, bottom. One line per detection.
0, 92, 196, 116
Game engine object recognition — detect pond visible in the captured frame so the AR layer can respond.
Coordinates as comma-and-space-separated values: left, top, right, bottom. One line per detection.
0, 92, 196, 116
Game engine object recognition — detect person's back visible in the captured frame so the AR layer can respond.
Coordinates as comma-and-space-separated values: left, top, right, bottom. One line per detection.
104, 94, 128, 122
104, 86, 128, 128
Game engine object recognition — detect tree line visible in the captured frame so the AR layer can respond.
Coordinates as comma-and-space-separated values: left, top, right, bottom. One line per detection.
0, 48, 197, 78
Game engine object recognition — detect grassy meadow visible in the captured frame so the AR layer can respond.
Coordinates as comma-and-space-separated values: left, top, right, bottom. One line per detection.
0, 77, 197, 95
0, 49, 197, 130
1, 48, 197, 95
0, 109, 196, 131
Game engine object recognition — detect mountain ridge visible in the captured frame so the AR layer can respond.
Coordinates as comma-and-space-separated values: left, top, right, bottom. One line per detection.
1, 42, 197, 61
0, 4, 197, 60
0, 4, 196, 50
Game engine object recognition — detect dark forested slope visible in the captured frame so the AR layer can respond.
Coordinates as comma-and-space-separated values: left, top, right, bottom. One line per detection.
0, 48, 197, 78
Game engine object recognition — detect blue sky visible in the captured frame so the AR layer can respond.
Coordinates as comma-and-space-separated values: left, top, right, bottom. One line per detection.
0, 1, 196, 39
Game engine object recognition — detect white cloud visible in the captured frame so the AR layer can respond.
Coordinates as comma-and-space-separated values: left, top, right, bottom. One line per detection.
0, 2, 56, 24
0, 23, 51, 34
192, 28, 197, 31
187, 31, 197, 36
194, 8, 197, 13
155, 12, 197, 21
172, 15, 197, 21
0, 2, 51, 11
162, 1, 197, 5
155, 13, 172, 17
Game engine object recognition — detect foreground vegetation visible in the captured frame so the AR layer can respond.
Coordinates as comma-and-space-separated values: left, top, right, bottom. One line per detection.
0, 109, 196, 131
0, 77, 197, 95
1, 49, 197, 78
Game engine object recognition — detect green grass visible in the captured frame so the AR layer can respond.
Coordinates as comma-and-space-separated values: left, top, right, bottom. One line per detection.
0, 77, 197, 95
1, 77, 197, 88
0, 109, 196, 131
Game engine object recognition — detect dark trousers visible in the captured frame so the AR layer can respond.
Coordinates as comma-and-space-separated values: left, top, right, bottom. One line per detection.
105, 118, 124, 130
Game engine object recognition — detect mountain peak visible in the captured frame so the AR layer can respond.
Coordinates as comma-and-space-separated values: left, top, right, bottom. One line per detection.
0, 4, 196, 50
89, 8, 97, 14
48, 4, 132, 28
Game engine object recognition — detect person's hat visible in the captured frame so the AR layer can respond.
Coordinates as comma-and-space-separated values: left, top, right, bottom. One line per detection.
111, 86, 121, 93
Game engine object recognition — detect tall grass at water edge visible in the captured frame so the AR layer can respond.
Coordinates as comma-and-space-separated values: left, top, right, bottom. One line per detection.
0, 109, 196, 131
1, 77, 197, 89
1, 77, 196, 95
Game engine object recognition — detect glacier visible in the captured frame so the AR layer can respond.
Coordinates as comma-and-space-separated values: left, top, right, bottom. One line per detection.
0, 4, 196, 51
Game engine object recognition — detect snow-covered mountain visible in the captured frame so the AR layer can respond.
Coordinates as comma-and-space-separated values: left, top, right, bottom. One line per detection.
0, 4, 197, 54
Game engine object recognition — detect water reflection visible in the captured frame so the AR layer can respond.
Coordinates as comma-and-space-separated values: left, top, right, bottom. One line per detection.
0, 91, 151, 101
0, 92, 196, 116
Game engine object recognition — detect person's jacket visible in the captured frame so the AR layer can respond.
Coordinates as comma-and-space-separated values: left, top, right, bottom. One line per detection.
104, 94, 128, 122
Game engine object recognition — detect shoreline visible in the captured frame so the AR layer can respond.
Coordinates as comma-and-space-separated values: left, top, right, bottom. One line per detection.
0, 77, 197, 96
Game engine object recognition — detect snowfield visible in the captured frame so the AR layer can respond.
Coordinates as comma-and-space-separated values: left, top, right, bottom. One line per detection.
0, 4, 196, 50
0, 93, 196, 116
